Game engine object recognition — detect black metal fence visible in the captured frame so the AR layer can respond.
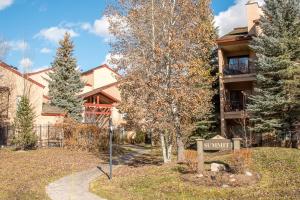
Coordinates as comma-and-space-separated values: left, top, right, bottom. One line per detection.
0, 125, 64, 147
0, 124, 128, 148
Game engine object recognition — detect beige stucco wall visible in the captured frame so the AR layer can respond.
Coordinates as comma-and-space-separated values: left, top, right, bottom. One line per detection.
246, 1, 263, 35
28, 70, 52, 96
93, 67, 118, 89
81, 73, 94, 86
0, 66, 44, 125
39, 115, 64, 125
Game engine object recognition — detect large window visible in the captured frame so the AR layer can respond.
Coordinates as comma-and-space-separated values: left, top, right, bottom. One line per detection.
225, 56, 249, 75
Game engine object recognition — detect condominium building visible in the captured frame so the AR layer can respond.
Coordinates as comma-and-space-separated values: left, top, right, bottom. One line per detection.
217, 1, 262, 138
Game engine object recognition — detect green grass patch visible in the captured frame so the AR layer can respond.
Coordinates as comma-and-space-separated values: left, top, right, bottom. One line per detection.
90, 147, 300, 200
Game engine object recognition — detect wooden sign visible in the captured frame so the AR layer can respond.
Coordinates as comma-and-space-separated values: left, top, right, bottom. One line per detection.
203, 135, 233, 151
196, 136, 241, 174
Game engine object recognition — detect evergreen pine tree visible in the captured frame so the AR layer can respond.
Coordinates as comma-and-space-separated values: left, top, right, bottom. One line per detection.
195, 48, 220, 139
48, 33, 84, 121
247, 0, 300, 139
13, 96, 37, 150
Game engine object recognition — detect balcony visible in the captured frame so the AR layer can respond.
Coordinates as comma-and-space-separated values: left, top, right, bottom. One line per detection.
224, 100, 244, 112
222, 56, 256, 83
223, 90, 249, 119
224, 100, 248, 119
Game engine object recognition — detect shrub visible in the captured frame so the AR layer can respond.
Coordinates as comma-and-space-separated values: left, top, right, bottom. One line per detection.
135, 131, 145, 144
12, 96, 37, 150
184, 150, 198, 173
230, 149, 252, 173
58, 118, 110, 152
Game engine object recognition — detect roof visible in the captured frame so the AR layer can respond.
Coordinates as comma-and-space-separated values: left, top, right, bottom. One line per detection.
25, 67, 52, 76
81, 64, 121, 77
41, 103, 66, 116
0, 61, 45, 88
217, 27, 251, 44
79, 82, 120, 103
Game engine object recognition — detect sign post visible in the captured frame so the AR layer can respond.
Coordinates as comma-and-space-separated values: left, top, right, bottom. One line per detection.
232, 138, 242, 151
196, 139, 205, 174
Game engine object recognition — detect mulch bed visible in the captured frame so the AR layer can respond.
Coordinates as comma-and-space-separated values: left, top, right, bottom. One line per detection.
181, 170, 260, 187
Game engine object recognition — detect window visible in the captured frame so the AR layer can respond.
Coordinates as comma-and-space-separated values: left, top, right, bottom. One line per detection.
226, 56, 249, 74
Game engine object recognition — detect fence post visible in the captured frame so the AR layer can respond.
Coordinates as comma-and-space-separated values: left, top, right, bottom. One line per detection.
39, 125, 42, 147
6, 125, 8, 145
47, 124, 50, 147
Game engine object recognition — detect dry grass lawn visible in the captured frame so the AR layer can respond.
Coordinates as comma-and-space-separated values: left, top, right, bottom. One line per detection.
0, 148, 101, 200
91, 147, 300, 200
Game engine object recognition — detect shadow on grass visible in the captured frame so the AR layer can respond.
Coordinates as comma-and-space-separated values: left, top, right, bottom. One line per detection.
126, 153, 163, 167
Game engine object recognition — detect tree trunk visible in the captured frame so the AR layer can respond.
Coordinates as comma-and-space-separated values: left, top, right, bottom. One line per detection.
171, 103, 185, 163
176, 135, 185, 163
160, 132, 172, 163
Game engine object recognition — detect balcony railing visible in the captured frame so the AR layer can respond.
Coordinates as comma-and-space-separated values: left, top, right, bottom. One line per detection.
224, 100, 244, 112
223, 63, 255, 75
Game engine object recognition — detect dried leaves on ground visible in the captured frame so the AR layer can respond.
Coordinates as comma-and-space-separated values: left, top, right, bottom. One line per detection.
0, 148, 101, 200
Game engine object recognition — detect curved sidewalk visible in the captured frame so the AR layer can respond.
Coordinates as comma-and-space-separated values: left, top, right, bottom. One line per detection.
46, 145, 149, 200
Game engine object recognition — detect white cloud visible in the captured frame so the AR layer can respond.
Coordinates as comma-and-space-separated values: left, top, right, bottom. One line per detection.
35, 26, 79, 43
82, 16, 111, 38
20, 58, 33, 68
40, 47, 51, 54
214, 0, 264, 36
0, 0, 13, 10
9, 40, 29, 51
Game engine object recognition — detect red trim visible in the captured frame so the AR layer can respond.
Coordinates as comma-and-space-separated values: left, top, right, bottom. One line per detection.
0, 62, 45, 88
79, 82, 120, 103
43, 95, 50, 100
81, 64, 121, 77
25, 68, 52, 76
85, 111, 111, 115
84, 103, 113, 108
42, 113, 65, 116
85, 83, 92, 87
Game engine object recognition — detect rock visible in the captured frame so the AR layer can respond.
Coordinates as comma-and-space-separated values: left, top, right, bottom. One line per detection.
211, 163, 226, 172
245, 171, 253, 176
196, 174, 204, 178
222, 184, 230, 188
229, 178, 236, 182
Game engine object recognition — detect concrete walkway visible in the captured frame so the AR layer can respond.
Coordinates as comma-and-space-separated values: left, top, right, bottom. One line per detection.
46, 145, 149, 200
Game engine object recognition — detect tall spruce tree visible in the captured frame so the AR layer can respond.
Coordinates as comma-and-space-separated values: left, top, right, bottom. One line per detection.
195, 48, 220, 139
48, 33, 84, 121
247, 0, 300, 139
13, 96, 37, 150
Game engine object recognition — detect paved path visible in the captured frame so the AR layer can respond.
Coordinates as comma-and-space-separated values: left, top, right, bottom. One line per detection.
46, 145, 149, 200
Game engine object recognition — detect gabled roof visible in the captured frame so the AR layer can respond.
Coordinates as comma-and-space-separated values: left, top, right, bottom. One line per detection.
0, 61, 45, 88
81, 64, 121, 77
25, 67, 52, 76
217, 27, 251, 44
79, 82, 120, 103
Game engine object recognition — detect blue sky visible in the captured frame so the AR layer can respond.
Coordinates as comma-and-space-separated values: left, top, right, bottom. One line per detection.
0, 0, 248, 73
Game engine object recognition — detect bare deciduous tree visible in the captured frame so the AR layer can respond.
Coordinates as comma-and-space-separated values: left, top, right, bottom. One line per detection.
108, 0, 216, 163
